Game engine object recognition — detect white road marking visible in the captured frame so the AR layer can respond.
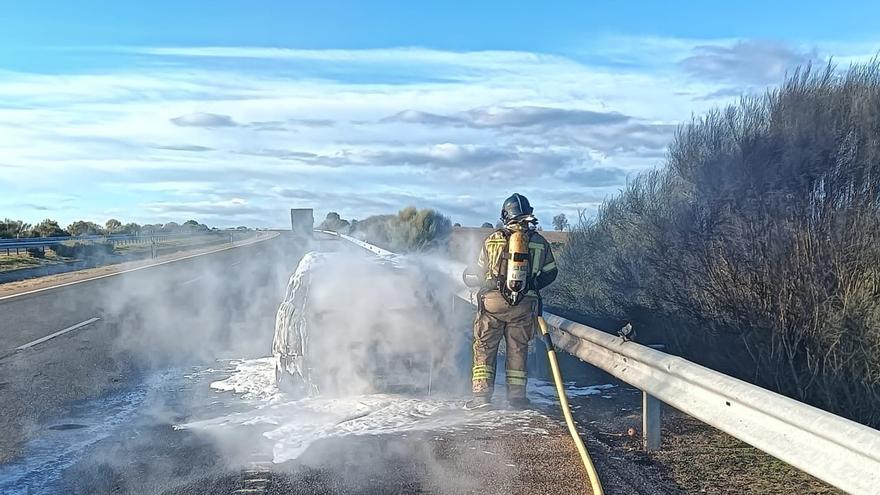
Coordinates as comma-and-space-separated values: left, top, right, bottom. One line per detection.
16, 317, 101, 351
0, 233, 277, 302
181, 276, 203, 286
230, 260, 242, 267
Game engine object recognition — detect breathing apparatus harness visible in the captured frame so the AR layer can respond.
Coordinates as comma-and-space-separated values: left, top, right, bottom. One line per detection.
493, 215, 538, 306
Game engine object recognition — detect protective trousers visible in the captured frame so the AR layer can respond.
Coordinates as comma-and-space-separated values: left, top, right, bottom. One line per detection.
472, 290, 538, 400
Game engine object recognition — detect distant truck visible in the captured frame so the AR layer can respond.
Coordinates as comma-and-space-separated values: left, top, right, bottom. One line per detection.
289, 208, 314, 238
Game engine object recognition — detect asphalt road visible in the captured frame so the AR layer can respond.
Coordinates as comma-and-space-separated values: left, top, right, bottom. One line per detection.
0, 233, 327, 463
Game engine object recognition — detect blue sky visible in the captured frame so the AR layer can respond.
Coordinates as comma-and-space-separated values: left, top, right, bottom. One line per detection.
1, 1, 878, 228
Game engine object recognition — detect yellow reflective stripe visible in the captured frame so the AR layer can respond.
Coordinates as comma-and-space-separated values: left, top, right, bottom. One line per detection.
472, 365, 495, 374
507, 377, 527, 386
529, 244, 544, 275
542, 261, 557, 271
473, 372, 493, 380
485, 241, 504, 278
506, 370, 527, 378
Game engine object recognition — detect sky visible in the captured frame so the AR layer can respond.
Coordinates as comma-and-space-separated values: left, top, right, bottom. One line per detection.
1, 1, 878, 229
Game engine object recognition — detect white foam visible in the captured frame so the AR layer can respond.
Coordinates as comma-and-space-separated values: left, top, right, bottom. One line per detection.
185, 358, 549, 463
528, 381, 616, 406
209, 358, 278, 400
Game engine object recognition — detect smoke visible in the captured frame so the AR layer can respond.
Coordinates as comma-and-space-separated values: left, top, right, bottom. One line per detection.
99, 234, 311, 368
60, 232, 490, 490
274, 249, 468, 397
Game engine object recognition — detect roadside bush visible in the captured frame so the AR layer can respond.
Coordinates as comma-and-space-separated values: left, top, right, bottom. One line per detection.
51, 242, 115, 260
317, 212, 351, 233
26, 247, 46, 258
350, 207, 452, 252
548, 62, 880, 427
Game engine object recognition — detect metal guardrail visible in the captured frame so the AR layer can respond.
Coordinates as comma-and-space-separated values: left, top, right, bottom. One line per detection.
330, 230, 880, 495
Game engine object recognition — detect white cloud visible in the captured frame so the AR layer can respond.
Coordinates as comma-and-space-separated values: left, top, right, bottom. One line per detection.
171, 112, 239, 127
2, 37, 877, 227
679, 40, 821, 84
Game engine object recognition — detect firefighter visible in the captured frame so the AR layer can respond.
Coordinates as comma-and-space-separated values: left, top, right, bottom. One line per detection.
462, 193, 558, 410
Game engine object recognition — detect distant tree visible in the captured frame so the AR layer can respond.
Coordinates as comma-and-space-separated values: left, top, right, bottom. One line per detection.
350, 207, 452, 252
481, 222, 494, 228
236, 226, 248, 231
162, 222, 180, 232
552, 213, 569, 231
105, 218, 122, 233
318, 212, 351, 232
179, 219, 209, 232
33, 219, 67, 237
0, 219, 32, 238
121, 222, 141, 234
66, 220, 103, 236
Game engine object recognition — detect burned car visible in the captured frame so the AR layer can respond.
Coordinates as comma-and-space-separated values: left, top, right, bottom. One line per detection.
272, 251, 461, 396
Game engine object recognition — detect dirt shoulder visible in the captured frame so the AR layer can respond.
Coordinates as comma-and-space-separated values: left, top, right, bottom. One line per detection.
0, 232, 277, 299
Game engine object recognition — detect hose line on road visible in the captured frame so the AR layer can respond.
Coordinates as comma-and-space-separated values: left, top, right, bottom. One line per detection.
537, 315, 605, 495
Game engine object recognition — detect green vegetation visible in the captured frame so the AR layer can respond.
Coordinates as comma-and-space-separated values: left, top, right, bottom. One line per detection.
317, 212, 350, 232
0, 217, 213, 239
51, 241, 115, 259
1, 217, 222, 273
0, 254, 43, 270
320, 207, 452, 252
33, 219, 66, 237
66, 220, 104, 236
548, 62, 880, 427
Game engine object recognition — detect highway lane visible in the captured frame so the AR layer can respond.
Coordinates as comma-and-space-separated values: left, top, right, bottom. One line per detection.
1, 235, 289, 356
0, 233, 332, 464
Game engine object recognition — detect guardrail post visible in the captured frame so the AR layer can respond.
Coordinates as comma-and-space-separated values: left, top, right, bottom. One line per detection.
643, 391, 662, 451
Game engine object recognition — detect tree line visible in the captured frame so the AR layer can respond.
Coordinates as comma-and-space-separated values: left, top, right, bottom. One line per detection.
547, 62, 880, 428
316, 207, 569, 253
0, 218, 212, 238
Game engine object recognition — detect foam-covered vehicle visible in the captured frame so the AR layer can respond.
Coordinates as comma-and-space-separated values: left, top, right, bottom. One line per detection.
273, 251, 460, 396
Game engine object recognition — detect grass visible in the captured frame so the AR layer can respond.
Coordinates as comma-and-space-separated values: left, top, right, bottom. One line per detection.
0, 255, 43, 270
0, 252, 71, 272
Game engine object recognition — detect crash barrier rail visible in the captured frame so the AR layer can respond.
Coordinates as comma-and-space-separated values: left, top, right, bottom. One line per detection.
0, 231, 242, 255
325, 229, 880, 495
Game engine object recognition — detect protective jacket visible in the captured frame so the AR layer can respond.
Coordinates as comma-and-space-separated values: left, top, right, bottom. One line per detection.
469, 224, 558, 400
475, 224, 558, 295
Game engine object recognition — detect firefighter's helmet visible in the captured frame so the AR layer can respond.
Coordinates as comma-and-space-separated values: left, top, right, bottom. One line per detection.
501, 193, 533, 224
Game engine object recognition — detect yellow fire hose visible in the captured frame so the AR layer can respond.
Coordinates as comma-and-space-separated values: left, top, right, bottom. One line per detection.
537, 315, 605, 495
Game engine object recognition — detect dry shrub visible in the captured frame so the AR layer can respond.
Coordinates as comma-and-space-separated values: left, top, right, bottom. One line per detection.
548, 62, 880, 427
